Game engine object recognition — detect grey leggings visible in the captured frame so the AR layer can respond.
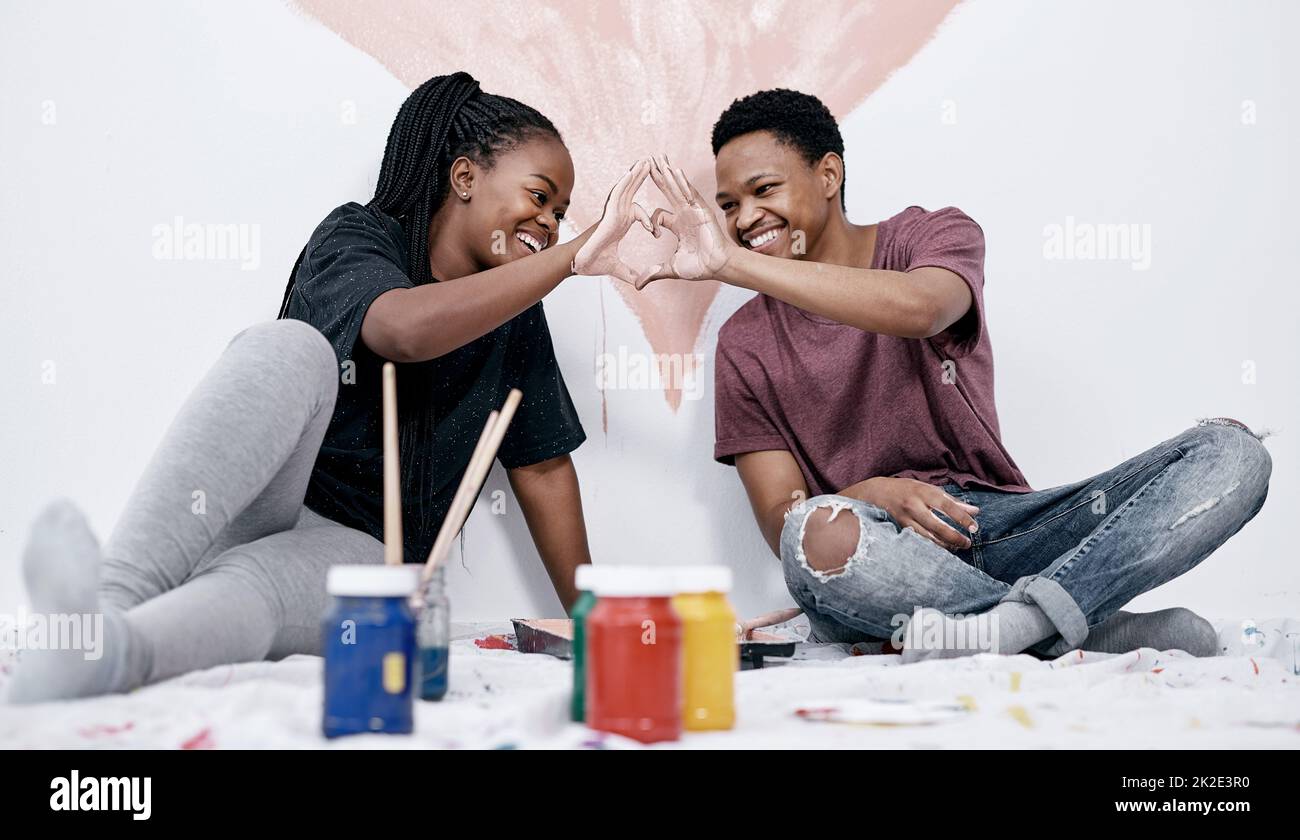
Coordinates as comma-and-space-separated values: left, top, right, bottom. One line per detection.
99, 320, 384, 687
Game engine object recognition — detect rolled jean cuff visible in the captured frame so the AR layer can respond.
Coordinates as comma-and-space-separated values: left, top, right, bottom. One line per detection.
1000, 575, 1089, 647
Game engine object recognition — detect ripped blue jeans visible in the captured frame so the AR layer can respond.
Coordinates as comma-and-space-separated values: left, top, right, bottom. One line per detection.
780, 419, 1273, 655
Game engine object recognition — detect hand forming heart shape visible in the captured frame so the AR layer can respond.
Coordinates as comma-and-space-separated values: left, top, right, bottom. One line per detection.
572, 155, 733, 291
570, 159, 658, 287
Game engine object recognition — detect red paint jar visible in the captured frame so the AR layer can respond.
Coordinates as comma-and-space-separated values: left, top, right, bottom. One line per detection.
585, 568, 682, 744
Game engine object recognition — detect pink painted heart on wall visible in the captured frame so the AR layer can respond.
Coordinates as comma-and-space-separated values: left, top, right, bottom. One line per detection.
293, 0, 962, 409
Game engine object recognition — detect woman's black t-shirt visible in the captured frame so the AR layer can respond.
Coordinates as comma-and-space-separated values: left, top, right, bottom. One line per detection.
281, 202, 586, 563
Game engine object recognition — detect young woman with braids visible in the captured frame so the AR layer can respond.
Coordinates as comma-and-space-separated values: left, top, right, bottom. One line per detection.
9, 73, 653, 702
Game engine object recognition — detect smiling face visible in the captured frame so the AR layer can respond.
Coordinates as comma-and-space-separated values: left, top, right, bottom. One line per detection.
454, 134, 575, 269
714, 130, 842, 260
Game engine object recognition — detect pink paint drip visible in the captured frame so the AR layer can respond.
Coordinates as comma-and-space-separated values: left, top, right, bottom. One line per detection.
599, 280, 608, 437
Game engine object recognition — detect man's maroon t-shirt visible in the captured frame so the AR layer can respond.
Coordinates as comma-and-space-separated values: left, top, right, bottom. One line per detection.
713, 205, 1032, 496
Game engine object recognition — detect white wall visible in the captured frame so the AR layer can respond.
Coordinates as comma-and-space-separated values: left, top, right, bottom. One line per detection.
1, 0, 1295, 624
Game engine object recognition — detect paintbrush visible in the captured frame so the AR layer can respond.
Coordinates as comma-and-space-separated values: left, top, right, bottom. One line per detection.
382, 362, 402, 565
421, 388, 523, 584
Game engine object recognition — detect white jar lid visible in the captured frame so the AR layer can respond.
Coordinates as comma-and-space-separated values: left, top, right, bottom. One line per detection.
671, 565, 733, 594
327, 564, 419, 597
574, 564, 613, 592
586, 565, 677, 597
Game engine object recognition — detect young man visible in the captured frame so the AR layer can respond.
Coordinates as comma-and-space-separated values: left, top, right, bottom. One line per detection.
638, 89, 1271, 660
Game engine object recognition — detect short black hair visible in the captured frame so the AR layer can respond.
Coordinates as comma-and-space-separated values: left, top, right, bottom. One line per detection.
711, 88, 846, 210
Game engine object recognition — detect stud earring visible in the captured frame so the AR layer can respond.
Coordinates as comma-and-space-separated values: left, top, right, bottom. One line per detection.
461, 192, 469, 198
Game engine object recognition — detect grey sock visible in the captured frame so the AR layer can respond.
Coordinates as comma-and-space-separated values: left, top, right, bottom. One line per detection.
7, 500, 148, 704
902, 602, 1057, 663
1082, 608, 1219, 657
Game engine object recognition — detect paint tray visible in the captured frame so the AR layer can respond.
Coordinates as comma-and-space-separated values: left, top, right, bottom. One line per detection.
739, 630, 797, 669
512, 619, 576, 658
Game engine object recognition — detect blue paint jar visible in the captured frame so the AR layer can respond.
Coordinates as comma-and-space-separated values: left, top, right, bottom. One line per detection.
322, 565, 418, 738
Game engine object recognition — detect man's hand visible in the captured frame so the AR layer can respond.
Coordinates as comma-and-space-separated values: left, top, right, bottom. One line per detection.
634, 154, 734, 288
840, 476, 980, 551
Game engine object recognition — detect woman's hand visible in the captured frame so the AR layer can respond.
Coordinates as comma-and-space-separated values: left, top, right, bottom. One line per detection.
572, 159, 658, 286
840, 476, 980, 551
633, 154, 734, 289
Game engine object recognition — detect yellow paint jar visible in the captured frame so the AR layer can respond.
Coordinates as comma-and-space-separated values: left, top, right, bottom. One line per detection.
671, 566, 737, 731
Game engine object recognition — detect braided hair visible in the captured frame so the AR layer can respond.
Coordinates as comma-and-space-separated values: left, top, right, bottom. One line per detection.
279, 72, 564, 558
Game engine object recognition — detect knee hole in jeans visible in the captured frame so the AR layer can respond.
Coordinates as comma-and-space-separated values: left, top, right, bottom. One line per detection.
799, 505, 862, 577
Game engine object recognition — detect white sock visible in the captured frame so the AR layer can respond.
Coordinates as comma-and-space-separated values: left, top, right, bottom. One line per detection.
901, 603, 1057, 663
7, 500, 146, 704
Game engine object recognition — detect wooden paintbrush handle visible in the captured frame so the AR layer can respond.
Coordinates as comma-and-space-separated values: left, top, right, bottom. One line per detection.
382, 362, 402, 566
421, 388, 523, 582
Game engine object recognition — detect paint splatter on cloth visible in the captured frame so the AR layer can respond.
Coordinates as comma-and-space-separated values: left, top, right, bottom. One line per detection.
1, 618, 1296, 748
